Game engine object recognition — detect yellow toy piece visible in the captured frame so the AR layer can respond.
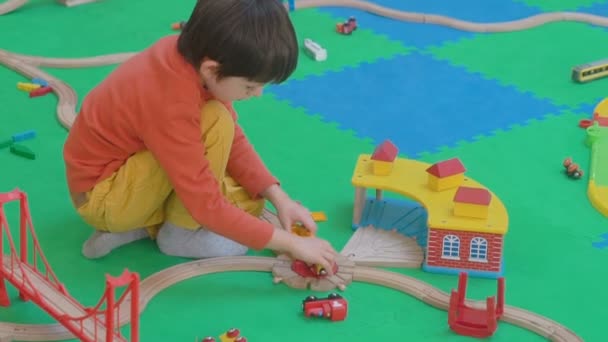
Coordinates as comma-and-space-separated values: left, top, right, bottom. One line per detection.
425, 158, 467, 192
219, 328, 245, 342
372, 159, 393, 176
351, 154, 508, 234
427, 172, 463, 191
291, 223, 312, 237
594, 97, 608, 119
454, 201, 489, 219
311, 211, 327, 222
453, 187, 492, 219
16, 82, 41, 92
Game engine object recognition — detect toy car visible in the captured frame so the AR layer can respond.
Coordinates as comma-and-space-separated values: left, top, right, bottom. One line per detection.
336, 16, 357, 35
563, 157, 583, 179
291, 259, 338, 278
302, 293, 348, 321
303, 38, 327, 61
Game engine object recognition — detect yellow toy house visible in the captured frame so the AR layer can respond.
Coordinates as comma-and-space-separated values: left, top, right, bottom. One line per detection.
453, 186, 492, 219
426, 158, 466, 191
370, 140, 398, 176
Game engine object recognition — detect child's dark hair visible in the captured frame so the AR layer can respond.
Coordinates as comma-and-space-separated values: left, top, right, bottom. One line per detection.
178, 0, 298, 84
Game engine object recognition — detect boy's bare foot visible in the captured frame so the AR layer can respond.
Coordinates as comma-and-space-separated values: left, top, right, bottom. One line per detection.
82, 228, 149, 259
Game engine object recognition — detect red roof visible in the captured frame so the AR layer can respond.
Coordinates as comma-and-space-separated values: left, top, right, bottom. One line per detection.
426, 158, 466, 178
371, 140, 398, 162
453, 186, 491, 206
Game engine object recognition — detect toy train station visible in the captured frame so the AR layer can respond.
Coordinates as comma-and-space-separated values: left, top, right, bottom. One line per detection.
351, 140, 509, 278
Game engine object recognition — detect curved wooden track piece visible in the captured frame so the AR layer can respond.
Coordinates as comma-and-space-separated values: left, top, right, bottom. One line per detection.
1, 4, 608, 129
296, 0, 608, 32
0, 256, 583, 341
0, 0, 27, 15
0, 1, 602, 340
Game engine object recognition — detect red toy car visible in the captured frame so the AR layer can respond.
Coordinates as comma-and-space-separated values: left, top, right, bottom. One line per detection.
336, 16, 357, 35
291, 259, 338, 278
302, 293, 348, 321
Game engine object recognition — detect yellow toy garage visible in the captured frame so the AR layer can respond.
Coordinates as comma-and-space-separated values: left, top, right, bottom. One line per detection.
351, 140, 509, 278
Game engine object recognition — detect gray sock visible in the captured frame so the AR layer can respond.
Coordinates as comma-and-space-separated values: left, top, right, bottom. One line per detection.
82, 228, 149, 259
156, 221, 248, 258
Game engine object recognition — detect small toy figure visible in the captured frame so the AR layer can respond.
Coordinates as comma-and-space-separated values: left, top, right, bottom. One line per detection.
219, 328, 247, 342
563, 157, 583, 179
336, 16, 357, 35
171, 21, 186, 30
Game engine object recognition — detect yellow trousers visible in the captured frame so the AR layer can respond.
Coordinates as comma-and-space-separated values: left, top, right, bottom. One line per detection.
75, 100, 265, 239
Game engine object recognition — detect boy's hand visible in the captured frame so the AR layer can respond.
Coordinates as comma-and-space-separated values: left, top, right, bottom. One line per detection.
276, 199, 318, 234
288, 235, 337, 275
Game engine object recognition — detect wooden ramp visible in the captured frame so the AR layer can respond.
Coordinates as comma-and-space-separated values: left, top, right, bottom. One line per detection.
340, 226, 424, 268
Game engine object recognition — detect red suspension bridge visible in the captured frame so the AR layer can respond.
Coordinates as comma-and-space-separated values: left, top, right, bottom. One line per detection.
0, 189, 139, 342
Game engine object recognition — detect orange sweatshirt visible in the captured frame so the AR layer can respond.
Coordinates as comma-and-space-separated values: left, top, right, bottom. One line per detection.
63, 35, 277, 249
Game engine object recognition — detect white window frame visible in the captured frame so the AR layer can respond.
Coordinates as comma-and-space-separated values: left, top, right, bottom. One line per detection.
469, 237, 488, 262
441, 234, 460, 260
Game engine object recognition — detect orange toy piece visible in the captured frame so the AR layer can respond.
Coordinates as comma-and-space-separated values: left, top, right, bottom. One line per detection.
291, 223, 312, 237
311, 211, 327, 221
289, 213, 335, 277
171, 21, 185, 30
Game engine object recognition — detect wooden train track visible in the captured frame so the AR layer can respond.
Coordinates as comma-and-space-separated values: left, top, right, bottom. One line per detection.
0, 256, 583, 341
0, 0, 99, 15
0, 0, 26, 15
1, 1, 603, 340
1, 1, 608, 129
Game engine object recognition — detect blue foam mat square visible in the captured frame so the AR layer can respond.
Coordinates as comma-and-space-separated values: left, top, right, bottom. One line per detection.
316, 0, 543, 49
268, 51, 564, 157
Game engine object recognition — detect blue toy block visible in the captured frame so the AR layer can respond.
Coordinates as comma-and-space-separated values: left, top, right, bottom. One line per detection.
31, 78, 48, 87
422, 260, 505, 279
12, 130, 36, 142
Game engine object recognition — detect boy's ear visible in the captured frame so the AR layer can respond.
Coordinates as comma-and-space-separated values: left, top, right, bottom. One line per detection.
199, 59, 220, 79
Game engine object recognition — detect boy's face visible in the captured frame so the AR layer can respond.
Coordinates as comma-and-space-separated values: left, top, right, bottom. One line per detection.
199, 59, 265, 102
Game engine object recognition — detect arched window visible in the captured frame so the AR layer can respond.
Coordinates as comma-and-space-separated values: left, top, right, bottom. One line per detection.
469, 237, 488, 262
441, 234, 460, 259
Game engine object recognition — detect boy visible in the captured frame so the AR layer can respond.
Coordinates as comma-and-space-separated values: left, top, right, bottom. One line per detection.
63, 0, 338, 273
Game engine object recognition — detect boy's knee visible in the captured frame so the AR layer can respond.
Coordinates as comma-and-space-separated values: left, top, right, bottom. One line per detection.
223, 177, 266, 217
201, 100, 235, 137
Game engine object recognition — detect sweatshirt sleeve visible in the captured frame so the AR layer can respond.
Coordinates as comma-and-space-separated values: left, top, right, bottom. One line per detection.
224, 105, 279, 199
141, 102, 274, 250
